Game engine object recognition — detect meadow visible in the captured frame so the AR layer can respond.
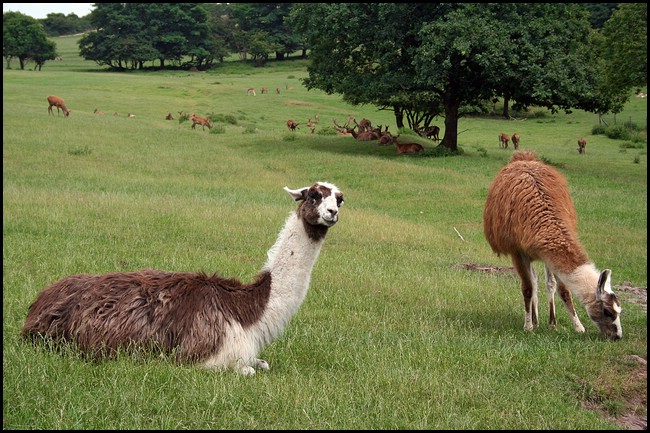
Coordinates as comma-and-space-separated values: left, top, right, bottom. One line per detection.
3, 35, 647, 429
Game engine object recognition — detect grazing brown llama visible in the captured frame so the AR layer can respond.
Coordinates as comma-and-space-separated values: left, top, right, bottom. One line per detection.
47, 95, 70, 117
483, 151, 621, 339
22, 182, 345, 375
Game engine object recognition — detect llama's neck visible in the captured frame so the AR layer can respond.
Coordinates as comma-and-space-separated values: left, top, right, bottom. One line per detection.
556, 263, 600, 306
259, 211, 325, 332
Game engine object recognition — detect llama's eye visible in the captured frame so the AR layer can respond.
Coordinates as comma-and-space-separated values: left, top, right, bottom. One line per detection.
308, 191, 321, 201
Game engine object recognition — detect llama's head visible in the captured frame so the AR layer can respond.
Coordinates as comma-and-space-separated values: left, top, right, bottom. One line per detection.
284, 182, 344, 229
588, 269, 622, 340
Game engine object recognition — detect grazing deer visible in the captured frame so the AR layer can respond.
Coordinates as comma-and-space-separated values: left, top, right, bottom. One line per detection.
578, 137, 586, 154
47, 95, 70, 117
247, 88, 256, 96
287, 120, 299, 132
416, 125, 440, 141
499, 133, 510, 149
511, 133, 521, 150
190, 113, 212, 130
260, 86, 269, 94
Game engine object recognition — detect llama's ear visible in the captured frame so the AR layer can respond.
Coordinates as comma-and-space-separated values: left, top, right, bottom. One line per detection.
284, 186, 308, 201
596, 269, 613, 300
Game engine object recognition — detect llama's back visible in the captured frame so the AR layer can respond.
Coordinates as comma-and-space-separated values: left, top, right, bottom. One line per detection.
22, 270, 272, 362
483, 151, 588, 271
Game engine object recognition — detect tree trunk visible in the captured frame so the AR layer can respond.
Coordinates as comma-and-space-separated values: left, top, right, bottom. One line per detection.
441, 98, 459, 153
393, 106, 404, 129
502, 95, 510, 118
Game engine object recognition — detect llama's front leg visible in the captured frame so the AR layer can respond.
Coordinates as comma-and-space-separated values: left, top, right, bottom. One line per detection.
557, 280, 586, 333
513, 254, 538, 331
545, 265, 558, 329
237, 359, 269, 376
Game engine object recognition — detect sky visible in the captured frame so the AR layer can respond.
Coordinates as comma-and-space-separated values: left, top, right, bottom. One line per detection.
3, 3, 94, 19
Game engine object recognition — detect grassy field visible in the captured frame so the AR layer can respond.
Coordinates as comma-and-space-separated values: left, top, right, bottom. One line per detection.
3, 36, 647, 429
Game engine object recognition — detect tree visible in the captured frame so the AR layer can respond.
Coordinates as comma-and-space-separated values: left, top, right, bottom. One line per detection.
290, 3, 600, 153
231, 3, 300, 60
3, 11, 58, 70
78, 3, 214, 70
600, 3, 647, 93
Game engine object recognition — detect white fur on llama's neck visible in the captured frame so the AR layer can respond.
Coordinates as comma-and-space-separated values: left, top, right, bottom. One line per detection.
262, 211, 324, 328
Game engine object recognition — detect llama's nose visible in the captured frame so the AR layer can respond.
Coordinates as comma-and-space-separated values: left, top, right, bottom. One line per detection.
328, 208, 338, 217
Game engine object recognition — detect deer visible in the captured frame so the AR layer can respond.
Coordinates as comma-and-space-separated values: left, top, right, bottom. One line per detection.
511, 133, 521, 150
190, 113, 212, 130
93, 108, 106, 115
499, 133, 510, 149
165, 112, 174, 120
416, 125, 440, 141
276, 87, 281, 94
247, 88, 256, 96
47, 95, 70, 117
578, 137, 586, 154
287, 120, 299, 132
395, 141, 424, 154
260, 86, 269, 94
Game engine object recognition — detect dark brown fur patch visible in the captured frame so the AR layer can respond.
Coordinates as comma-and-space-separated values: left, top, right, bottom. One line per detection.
22, 269, 272, 363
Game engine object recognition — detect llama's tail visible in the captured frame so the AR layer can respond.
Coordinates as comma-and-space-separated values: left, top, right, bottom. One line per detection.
509, 150, 537, 163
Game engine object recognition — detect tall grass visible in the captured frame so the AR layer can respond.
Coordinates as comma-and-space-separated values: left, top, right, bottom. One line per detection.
3, 36, 647, 429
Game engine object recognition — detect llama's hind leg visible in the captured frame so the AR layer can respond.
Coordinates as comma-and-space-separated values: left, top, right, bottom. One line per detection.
512, 253, 539, 331
544, 265, 558, 329
557, 280, 586, 333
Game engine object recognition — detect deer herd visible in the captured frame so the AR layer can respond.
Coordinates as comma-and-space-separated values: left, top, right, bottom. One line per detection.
47, 94, 587, 155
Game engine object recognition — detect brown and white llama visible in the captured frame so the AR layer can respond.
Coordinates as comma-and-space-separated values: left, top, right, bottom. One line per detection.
47, 95, 70, 117
483, 151, 622, 339
22, 182, 345, 375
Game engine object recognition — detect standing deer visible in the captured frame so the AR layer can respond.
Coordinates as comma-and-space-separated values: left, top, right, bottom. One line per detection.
47, 95, 70, 117
190, 113, 212, 130
511, 133, 521, 150
498, 133, 510, 149
287, 120, 299, 132
578, 137, 586, 154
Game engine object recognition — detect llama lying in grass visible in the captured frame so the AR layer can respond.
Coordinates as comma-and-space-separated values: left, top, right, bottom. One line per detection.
22, 182, 345, 375
483, 151, 622, 340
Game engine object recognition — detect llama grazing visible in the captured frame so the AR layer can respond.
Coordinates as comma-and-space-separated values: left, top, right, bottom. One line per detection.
578, 137, 586, 154
22, 182, 345, 375
47, 95, 70, 117
483, 151, 622, 339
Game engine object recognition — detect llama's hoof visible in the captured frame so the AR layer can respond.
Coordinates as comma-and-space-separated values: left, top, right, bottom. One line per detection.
573, 323, 586, 333
241, 366, 256, 376
256, 359, 270, 370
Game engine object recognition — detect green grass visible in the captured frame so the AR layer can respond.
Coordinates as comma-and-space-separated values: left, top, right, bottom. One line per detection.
3, 36, 647, 429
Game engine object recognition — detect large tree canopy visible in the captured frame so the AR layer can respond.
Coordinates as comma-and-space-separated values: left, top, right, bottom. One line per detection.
290, 3, 605, 153
3, 11, 57, 70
